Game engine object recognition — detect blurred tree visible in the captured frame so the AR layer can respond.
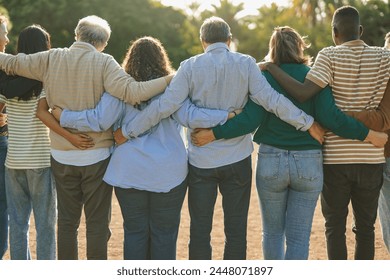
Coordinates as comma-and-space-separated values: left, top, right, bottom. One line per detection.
356, 0, 390, 46
0, 0, 389, 67
0, 0, 88, 54
0, 0, 189, 67
200, 0, 246, 50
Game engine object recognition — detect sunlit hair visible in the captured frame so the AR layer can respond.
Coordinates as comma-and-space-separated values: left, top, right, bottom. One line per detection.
17, 24, 51, 54
332, 6, 360, 39
122, 36, 174, 82
200, 16, 232, 44
0, 15, 7, 25
385, 32, 390, 41
267, 26, 312, 66
75, 15, 111, 49
17, 25, 51, 100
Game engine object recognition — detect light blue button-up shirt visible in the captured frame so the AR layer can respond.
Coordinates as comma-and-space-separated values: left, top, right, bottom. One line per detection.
60, 93, 228, 192
120, 43, 314, 168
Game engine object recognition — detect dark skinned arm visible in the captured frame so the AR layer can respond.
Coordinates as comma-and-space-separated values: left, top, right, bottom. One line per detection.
346, 79, 390, 132
262, 63, 323, 103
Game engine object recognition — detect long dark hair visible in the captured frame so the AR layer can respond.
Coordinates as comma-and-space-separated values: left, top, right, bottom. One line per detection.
122, 36, 173, 82
17, 24, 51, 100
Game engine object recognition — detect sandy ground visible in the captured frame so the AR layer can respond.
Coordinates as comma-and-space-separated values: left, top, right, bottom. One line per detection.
2, 149, 390, 260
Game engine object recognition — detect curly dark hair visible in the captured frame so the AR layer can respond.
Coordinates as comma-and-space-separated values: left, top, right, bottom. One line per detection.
122, 36, 174, 82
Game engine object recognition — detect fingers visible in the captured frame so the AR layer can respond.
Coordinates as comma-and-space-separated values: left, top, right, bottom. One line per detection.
192, 128, 203, 133
191, 135, 200, 146
76, 134, 94, 150
190, 133, 205, 147
79, 133, 93, 139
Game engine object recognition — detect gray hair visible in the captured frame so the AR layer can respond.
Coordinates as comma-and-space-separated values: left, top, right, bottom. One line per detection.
75, 15, 111, 49
200, 17, 232, 44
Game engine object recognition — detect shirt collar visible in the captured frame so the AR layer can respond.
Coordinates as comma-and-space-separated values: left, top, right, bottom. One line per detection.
340, 39, 368, 48
70, 41, 99, 52
205, 42, 230, 53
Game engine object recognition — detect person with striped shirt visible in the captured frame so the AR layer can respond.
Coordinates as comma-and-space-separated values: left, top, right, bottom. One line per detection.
191, 26, 387, 260
351, 33, 390, 255
0, 14, 9, 260
0, 25, 56, 260
0, 15, 173, 260
260, 6, 390, 259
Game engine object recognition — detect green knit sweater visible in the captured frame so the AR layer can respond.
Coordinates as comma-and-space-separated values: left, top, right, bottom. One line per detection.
212, 63, 368, 151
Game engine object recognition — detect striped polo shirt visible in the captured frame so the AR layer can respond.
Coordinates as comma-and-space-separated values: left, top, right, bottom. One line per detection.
0, 92, 51, 169
306, 40, 390, 164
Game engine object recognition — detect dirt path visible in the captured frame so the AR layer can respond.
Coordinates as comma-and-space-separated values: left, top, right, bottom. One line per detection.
3, 150, 390, 260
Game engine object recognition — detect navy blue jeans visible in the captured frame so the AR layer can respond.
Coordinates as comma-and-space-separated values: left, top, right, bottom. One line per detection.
0, 136, 8, 259
188, 156, 252, 260
115, 179, 187, 260
321, 164, 383, 260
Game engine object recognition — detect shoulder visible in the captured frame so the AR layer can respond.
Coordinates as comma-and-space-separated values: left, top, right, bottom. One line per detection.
317, 46, 337, 57
230, 51, 256, 65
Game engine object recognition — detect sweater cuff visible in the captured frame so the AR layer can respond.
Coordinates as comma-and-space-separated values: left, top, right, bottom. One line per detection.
358, 127, 370, 141
212, 126, 224, 140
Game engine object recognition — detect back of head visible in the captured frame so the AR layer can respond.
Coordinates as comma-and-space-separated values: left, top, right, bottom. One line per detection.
75, 15, 111, 50
0, 15, 7, 25
17, 24, 50, 100
17, 24, 51, 54
122, 36, 173, 82
200, 17, 232, 44
267, 26, 311, 66
332, 6, 360, 41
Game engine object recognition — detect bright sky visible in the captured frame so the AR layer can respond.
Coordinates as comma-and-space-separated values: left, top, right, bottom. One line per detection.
160, 0, 291, 16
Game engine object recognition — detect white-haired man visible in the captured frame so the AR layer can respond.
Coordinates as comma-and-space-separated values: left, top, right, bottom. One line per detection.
0, 15, 173, 260
113, 17, 323, 259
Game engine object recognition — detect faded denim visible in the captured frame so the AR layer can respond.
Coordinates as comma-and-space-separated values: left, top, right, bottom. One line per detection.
256, 144, 323, 260
5, 167, 56, 260
379, 157, 390, 253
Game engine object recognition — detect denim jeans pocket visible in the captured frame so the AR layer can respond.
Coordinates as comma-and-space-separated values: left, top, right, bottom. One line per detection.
258, 152, 281, 180
292, 151, 322, 181
30, 167, 47, 175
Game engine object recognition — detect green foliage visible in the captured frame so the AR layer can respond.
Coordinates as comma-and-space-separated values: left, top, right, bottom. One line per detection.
0, 0, 389, 67
0, 0, 189, 67
356, 0, 390, 46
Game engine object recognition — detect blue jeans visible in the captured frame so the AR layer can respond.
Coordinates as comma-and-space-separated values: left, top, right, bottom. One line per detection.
0, 136, 7, 259
114, 180, 187, 260
379, 157, 390, 253
256, 144, 323, 260
188, 156, 252, 260
5, 167, 56, 260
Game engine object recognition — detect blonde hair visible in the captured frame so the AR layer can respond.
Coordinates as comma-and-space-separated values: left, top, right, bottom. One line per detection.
267, 26, 312, 66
